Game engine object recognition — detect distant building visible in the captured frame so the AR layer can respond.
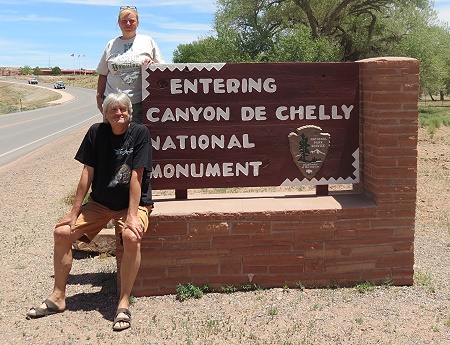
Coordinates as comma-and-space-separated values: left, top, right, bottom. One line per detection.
0, 67, 94, 76
40, 69, 95, 75
1, 67, 20, 76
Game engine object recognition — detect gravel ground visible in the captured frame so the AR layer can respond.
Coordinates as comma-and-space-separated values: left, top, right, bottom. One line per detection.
0, 125, 449, 345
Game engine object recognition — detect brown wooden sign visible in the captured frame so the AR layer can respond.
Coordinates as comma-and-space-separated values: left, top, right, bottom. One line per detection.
142, 63, 359, 190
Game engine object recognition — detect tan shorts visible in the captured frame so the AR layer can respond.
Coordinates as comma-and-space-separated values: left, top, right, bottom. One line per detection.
72, 198, 152, 244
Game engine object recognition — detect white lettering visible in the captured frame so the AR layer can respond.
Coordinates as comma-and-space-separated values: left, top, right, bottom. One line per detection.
152, 134, 255, 151
147, 107, 230, 122
147, 108, 160, 122
306, 105, 316, 119
177, 135, 188, 149
241, 106, 267, 121
191, 163, 203, 177
319, 105, 330, 120
184, 79, 197, 94
223, 163, 233, 176
199, 78, 213, 93
275, 104, 354, 121
151, 161, 263, 179
226, 79, 240, 93
170, 79, 182, 94
227, 135, 241, 149
214, 79, 225, 93
161, 136, 176, 150
206, 163, 221, 177
170, 78, 277, 94
342, 105, 354, 119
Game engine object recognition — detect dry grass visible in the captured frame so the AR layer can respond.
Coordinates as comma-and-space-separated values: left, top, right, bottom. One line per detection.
0, 81, 60, 113
0, 75, 97, 114
10, 74, 98, 89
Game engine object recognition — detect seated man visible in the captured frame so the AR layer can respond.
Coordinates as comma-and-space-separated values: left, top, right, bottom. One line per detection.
27, 92, 153, 332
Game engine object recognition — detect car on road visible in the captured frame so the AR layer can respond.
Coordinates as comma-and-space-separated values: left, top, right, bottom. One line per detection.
54, 81, 65, 89
28, 78, 38, 84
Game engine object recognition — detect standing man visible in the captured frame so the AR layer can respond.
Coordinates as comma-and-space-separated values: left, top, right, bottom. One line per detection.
27, 92, 153, 332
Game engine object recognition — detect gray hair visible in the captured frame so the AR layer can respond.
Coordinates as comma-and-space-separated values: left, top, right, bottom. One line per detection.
102, 92, 133, 116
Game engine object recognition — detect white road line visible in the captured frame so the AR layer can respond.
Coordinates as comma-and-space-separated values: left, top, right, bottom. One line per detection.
0, 114, 99, 158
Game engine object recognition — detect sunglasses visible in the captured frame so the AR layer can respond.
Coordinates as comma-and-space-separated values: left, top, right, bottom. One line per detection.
120, 6, 137, 12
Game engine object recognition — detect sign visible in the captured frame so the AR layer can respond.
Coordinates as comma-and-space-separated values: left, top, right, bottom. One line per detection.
142, 63, 359, 190
288, 125, 331, 180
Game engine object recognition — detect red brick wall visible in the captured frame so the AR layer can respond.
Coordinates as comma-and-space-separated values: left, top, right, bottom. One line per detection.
117, 57, 419, 296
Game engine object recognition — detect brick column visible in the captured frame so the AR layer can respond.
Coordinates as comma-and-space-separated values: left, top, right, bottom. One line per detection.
357, 57, 419, 284
357, 57, 419, 203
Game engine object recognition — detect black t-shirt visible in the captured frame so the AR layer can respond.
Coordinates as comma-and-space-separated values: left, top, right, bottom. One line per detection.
75, 122, 153, 210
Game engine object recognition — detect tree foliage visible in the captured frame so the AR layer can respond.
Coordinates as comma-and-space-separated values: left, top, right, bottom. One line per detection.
172, 0, 450, 94
19, 66, 32, 75
212, 0, 437, 61
392, 24, 450, 96
32, 67, 42, 76
51, 66, 62, 75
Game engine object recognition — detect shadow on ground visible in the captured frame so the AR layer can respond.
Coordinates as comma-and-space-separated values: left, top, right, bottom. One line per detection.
60, 250, 119, 321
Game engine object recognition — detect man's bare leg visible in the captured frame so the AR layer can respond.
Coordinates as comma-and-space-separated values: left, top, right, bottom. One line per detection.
27, 225, 78, 317
113, 229, 141, 331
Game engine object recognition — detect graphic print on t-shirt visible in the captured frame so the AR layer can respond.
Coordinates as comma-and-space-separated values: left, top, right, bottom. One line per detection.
108, 135, 134, 187
110, 43, 142, 86
108, 164, 131, 187
120, 70, 140, 85
124, 42, 133, 53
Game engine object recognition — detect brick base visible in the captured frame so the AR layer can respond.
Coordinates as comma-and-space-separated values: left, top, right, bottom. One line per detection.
117, 191, 414, 296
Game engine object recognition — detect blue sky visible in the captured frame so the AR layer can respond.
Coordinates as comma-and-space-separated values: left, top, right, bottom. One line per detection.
0, 0, 449, 71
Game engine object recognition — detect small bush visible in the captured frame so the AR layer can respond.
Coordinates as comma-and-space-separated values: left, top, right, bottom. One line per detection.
176, 282, 204, 301
221, 285, 237, 293
355, 281, 375, 293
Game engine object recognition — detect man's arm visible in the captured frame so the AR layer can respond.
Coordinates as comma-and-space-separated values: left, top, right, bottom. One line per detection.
96, 74, 107, 114
56, 165, 94, 231
124, 167, 144, 239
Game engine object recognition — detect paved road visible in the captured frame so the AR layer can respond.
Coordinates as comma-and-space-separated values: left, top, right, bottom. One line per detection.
0, 79, 100, 167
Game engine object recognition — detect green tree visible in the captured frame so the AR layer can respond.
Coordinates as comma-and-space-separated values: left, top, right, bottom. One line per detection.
20, 66, 32, 75
214, 0, 436, 61
33, 67, 42, 75
51, 66, 62, 75
264, 25, 339, 62
174, 20, 338, 63
174, 27, 251, 63
392, 24, 450, 99
173, 0, 450, 95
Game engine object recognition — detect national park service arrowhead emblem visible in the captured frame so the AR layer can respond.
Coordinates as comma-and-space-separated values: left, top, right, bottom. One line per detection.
288, 125, 330, 180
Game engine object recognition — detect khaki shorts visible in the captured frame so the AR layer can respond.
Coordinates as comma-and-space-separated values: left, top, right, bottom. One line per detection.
72, 198, 152, 244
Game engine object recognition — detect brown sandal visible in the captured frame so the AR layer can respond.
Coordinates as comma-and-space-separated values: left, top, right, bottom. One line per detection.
112, 308, 131, 331
26, 299, 64, 319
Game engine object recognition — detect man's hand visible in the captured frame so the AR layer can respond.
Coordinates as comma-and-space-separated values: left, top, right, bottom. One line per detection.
123, 214, 143, 240
55, 211, 78, 233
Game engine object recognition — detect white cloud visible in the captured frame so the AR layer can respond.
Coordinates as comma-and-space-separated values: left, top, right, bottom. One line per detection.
3, 13, 69, 22
0, 0, 216, 13
147, 0, 216, 13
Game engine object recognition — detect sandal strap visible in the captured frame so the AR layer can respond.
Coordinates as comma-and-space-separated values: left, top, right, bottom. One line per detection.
115, 308, 131, 318
44, 299, 59, 310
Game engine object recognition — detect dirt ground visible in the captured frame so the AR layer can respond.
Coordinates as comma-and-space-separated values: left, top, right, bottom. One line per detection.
0, 116, 449, 343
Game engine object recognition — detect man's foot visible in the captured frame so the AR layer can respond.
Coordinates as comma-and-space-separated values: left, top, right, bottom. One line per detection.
112, 308, 131, 331
26, 299, 64, 319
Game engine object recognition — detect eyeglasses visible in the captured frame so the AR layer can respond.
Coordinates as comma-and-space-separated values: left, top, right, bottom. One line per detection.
120, 19, 137, 25
120, 6, 137, 12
